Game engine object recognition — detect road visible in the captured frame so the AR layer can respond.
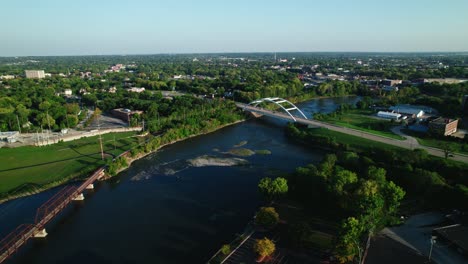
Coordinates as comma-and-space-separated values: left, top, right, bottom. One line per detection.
237, 103, 468, 163
382, 212, 467, 264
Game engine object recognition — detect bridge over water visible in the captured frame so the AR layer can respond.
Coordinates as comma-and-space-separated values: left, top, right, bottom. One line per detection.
0, 167, 106, 263
237, 98, 468, 163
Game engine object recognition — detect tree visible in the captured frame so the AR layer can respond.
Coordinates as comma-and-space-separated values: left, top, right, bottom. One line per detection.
253, 237, 276, 258
255, 207, 279, 229
258, 177, 288, 199
382, 181, 406, 215
328, 169, 358, 197
335, 217, 363, 264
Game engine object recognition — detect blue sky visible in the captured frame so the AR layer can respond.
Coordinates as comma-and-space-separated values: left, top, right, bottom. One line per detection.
1, 0, 467, 56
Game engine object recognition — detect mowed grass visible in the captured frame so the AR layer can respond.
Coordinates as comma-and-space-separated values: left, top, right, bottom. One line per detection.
319, 111, 405, 140
309, 127, 403, 152
0, 132, 140, 194
401, 129, 468, 155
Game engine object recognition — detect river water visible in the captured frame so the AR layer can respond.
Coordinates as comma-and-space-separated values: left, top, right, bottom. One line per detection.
0, 96, 359, 264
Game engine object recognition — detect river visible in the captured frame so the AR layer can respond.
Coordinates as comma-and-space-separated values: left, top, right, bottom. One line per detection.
0, 96, 359, 264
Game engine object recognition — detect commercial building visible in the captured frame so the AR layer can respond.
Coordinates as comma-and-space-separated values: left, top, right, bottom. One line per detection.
429, 117, 458, 136
25, 70, 45, 79
389, 105, 424, 118
111, 108, 143, 123
381, 79, 402, 86
377, 111, 401, 120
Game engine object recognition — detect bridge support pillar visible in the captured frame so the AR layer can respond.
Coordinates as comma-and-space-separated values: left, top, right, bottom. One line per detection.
73, 193, 85, 201
85, 184, 94, 190
34, 228, 48, 238
250, 112, 263, 118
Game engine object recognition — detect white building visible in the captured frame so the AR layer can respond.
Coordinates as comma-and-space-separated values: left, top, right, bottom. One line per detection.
64, 89, 72, 96
0, 75, 15, 80
377, 111, 401, 120
25, 70, 45, 79
389, 106, 424, 118
126, 87, 145, 93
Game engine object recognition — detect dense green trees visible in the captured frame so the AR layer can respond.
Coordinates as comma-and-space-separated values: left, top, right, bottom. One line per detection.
258, 177, 288, 200
288, 154, 406, 262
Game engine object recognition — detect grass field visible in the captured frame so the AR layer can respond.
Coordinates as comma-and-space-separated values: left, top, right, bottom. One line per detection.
309, 127, 404, 152
318, 110, 405, 140
0, 132, 141, 194
402, 129, 468, 155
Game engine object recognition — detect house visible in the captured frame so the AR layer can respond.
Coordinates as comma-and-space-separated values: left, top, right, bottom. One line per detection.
429, 117, 458, 136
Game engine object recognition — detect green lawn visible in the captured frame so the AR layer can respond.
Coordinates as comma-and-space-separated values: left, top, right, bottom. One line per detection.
401, 129, 468, 155
0, 132, 141, 194
319, 111, 405, 140
309, 127, 404, 152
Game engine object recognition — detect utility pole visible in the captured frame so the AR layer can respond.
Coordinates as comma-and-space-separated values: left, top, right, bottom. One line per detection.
16, 115, 21, 134
97, 113, 104, 160
46, 110, 52, 144
428, 236, 437, 262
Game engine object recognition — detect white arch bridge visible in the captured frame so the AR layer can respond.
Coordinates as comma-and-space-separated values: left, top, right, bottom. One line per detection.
244, 97, 308, 122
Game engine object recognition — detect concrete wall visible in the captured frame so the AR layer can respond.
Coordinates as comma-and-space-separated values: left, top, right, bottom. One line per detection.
34, 127, 142, 146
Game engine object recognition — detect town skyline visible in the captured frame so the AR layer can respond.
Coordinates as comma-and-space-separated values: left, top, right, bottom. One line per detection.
1, 0, 468, 56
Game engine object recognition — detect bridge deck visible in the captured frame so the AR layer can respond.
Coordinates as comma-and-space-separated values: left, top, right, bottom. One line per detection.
0, 168, 105, 263
237, 102, 468, 163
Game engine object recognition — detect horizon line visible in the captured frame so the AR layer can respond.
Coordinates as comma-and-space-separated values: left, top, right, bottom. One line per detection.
2, 50, 468, 58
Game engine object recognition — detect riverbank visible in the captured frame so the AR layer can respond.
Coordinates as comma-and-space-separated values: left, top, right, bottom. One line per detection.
110, 119, 246, 177
0, 132, 140, 204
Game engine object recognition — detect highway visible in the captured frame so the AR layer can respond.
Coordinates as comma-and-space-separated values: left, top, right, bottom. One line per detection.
237, 103, 468, 164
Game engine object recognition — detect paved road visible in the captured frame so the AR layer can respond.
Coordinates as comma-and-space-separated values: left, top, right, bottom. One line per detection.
382, 212, 467, 264
237, 103, 468, 164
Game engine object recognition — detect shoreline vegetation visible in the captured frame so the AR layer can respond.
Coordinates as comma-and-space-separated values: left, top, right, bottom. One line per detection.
0, 119, 245, 204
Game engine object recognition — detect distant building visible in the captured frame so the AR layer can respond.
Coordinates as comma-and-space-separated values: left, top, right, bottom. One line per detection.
0, 131, 19, 143
382, 86, 399, 92
25, 70, 45, 79
377, 111, 401, 120
111, 108, 143, 123
382, 79, 402, 86
0, 75, 15, 80
126, 87, 145, 93
64, 89, 72, 96
421, 78, 467, 84
389, 105, 424, 118
429, 117, 458, 136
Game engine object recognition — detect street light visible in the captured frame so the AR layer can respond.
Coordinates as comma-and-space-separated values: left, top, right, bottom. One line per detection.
428, 235, 437, 262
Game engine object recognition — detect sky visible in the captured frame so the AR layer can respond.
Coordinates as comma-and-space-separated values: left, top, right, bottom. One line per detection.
1, 0, 467, 56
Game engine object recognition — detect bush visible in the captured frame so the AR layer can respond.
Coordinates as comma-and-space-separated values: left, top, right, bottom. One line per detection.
220, 244, 231, 255
255, 207, 279, 229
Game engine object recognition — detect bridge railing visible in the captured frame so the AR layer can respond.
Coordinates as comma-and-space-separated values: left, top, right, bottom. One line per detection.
0, 224, 35, 262
34, 186, 77, 227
